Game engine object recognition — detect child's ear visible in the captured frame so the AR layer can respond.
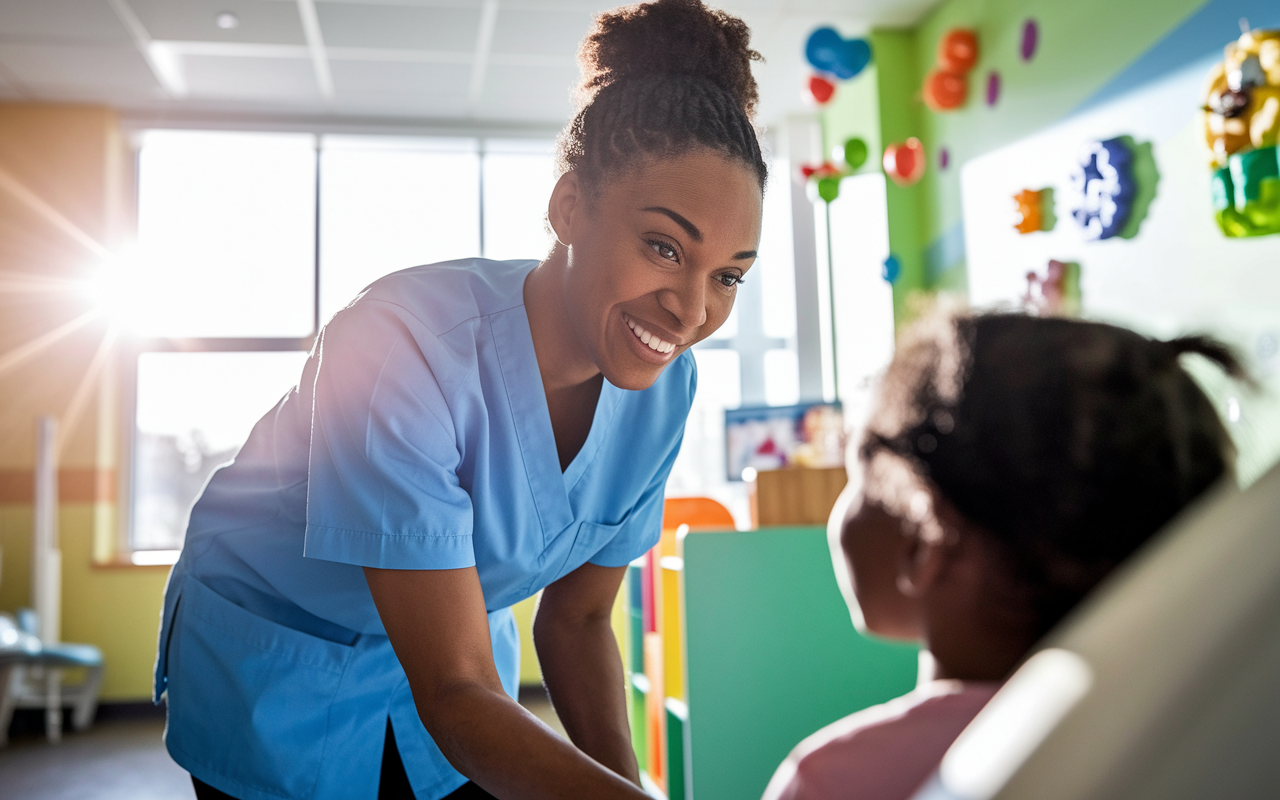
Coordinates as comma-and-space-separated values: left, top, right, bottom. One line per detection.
895, 491, 956, 597
546, 170, 581, 247
896, 530, 945, 598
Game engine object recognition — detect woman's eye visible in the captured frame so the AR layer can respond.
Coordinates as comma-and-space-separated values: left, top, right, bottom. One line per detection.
717, 273, 744, 288
648, 240, 679, 262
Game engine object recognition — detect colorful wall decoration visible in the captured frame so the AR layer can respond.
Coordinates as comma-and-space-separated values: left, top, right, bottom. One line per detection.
923, 29, 980, 112
1022, 259, 1081, 316
1013, 188, 1055, 233
882, 137, 926, 186
1205, 27, 1280, 237
804, 27, 872, 106
799, 136, 870, 204
1068, 137, 1136, 240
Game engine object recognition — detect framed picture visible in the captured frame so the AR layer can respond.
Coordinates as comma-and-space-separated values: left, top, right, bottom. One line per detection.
724, 402, 845, 481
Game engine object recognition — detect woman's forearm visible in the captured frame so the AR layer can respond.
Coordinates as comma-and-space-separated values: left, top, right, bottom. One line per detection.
418, 679, 648, 800
365, 566, 648, 800
535, 610, 640, 783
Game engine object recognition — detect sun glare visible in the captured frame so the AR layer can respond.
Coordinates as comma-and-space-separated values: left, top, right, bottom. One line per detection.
82, 250, 148, 330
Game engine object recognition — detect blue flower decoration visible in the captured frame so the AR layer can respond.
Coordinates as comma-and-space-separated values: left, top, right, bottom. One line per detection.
1069, 138, 1135, 240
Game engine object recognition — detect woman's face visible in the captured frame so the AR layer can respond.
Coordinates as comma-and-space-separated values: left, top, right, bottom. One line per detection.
556, 149, 763, 391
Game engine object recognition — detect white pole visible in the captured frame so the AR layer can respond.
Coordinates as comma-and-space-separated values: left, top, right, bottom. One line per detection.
32, 415, 61, 645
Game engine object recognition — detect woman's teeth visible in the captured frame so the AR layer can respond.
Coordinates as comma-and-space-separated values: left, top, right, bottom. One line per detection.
626, 318, 676, 354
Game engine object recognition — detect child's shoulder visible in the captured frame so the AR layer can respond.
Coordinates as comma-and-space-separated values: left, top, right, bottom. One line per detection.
763, 681, 1000, 800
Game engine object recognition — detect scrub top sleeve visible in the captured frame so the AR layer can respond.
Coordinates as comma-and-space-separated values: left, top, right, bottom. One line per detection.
304, 300, 476, 570
590, 355, 697, 568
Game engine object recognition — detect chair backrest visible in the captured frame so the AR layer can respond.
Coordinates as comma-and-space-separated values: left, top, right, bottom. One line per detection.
682, 526, 919, 800
912, 462, 1280, 800
662, 497, 736, 532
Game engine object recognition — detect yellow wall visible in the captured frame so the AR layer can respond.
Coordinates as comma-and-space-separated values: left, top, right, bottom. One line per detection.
0, 103, 164, 701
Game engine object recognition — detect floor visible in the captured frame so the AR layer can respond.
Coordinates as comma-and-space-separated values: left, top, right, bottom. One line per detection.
0, 691, 566, 799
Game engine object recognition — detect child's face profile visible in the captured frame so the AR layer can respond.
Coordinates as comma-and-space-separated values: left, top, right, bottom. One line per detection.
838, 490, 923, 642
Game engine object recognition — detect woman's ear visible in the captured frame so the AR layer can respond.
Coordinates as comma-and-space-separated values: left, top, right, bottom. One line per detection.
546, 171, 582, 247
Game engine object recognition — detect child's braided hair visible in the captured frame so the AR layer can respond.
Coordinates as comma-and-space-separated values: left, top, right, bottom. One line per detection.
861, 312, 1245, 638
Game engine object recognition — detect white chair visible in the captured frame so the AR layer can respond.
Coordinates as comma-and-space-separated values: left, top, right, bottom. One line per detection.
912, 461, 1280, 800
0, 611, 104, 745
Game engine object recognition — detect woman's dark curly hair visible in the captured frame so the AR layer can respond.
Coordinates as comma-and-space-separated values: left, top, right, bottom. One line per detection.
556, 0, 768, 194
860, 311, 1245, 639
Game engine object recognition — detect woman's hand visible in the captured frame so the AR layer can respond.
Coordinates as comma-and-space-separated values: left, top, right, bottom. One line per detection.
535, 563, 640, 784
365, 566, 650, 800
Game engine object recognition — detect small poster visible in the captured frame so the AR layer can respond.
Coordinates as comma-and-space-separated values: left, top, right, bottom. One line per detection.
724, 402, 845, 481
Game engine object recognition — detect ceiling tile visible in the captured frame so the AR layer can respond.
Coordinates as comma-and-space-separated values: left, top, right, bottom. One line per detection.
182, 54, 323, 101
474, 62, 576, 125
0, 43, 158, 92
489, 8, 593, 58
0, 0, 132, 43
126, 0, 308, 45
317, 3, 481, 51
330, 59, 471, 107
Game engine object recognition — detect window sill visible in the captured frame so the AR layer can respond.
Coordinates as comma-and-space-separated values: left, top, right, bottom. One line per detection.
92, 549, 181, 569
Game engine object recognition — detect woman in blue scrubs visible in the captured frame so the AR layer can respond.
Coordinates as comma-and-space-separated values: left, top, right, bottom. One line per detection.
155, 1, 765, 798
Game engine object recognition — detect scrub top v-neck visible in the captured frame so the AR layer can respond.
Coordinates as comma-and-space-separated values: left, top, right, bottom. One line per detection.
154, 258, 695, 800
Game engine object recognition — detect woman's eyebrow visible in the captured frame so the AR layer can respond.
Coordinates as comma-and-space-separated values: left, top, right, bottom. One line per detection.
642, 206, 702, 242
732, 250, 757, 260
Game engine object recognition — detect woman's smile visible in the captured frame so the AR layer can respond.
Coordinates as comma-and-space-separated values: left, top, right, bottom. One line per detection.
624, 313, 680, 358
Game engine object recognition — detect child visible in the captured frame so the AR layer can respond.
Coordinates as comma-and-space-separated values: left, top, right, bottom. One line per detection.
762, 311, 1245, 800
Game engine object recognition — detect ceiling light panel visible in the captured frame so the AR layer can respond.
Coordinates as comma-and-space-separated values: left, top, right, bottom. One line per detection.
126, 0, 308, 45
316, 3, 483, 52
488, 8, 592, 58
0, 0, 134, 43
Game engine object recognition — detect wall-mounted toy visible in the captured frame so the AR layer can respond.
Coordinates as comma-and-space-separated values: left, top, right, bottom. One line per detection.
808, 75, 836, 105
882, 254, 902, 283
1068, 138, 1135, 240
1204, 27, 1280, 237
883, 138, 926, 186
1013, 188, 1055, 233
923, 28, 980, 111
839, 137, 869, 171
985, 71, 1001, 106
804, 27, 872, 105
798, 138, 870, 204
1022, 259, 1081, 316
1021, 19, 1039, 62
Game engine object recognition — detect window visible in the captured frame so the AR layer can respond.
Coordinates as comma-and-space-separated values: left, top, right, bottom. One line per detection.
127, 130, 557, 559
133, 130, 317, 338
127, 132, 802, 554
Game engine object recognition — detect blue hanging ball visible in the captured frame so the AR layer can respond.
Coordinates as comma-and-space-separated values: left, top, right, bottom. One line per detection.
805, 27, 845, 73
831, 38, 872, 80
882, 254, 901, 283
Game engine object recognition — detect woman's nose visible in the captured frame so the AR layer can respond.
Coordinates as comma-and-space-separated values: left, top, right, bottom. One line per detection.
658, 275, 708, 331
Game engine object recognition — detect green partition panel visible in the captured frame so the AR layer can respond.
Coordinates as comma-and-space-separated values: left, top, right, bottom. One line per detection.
665, 698, 688, 800
683, 527, 919, 800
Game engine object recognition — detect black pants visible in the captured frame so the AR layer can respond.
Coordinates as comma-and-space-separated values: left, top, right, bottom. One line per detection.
191, 721, 497, 799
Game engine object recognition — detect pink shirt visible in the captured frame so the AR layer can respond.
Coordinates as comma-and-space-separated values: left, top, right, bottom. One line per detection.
762, 681, 1001, 800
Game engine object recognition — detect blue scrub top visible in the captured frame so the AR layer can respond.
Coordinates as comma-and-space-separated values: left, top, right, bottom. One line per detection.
155, 259, 695, 800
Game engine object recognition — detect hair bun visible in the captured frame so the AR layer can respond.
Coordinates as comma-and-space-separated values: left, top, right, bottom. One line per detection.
576, 0, 762, 119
